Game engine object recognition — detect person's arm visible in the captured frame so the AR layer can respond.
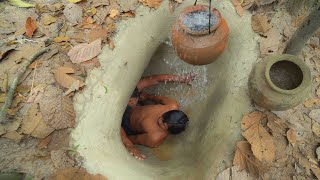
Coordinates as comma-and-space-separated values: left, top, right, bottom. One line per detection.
128, 132, 166, 148
137, 74, 196, 91
121, 128, 145, 160
121, 128, 134, 148
140, 93, 179, 109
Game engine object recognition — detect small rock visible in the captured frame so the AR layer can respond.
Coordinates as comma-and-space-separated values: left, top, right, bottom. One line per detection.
316, 146, 320, 160
312, 122, 320, 137
63, 3, 83, 25
309, 109, 320, 123
51, 150, 75, 169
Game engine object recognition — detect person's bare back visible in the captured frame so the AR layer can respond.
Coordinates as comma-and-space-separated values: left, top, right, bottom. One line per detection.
120, 74, 195, 160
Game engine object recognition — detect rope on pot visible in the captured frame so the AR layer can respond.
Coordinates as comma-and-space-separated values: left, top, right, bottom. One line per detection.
193, 0, 212, 34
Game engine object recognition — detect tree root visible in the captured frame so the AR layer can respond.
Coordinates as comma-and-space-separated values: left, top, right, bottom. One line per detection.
0, 48, 50, 123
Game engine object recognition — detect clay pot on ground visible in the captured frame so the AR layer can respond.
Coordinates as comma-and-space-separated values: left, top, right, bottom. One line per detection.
171, 5, 229, 65
249, 54, 312, 111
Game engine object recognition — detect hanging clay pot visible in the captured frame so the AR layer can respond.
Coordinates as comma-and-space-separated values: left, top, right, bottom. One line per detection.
171, 5, 229, 65
249, 54, 312, 111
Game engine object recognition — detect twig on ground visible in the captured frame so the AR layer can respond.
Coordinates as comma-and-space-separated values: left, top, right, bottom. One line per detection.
284, 5, 320, 55
30, 61, 38, 95
0, 48, 50, 123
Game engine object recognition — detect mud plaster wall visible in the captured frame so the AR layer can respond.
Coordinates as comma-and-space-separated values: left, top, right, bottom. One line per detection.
72, 0, 260, 179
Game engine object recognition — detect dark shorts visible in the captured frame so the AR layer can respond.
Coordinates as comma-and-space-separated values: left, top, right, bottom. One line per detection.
121, 106, 137, 136
121, 87, 140, 136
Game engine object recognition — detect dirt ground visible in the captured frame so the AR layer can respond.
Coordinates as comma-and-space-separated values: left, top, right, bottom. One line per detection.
0, 0, 320, 179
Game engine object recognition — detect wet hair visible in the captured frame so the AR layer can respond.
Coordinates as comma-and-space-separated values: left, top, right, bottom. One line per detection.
163, 110, 189, 134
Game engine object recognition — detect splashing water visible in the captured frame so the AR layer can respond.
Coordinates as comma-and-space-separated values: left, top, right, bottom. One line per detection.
144, 39, 208, 108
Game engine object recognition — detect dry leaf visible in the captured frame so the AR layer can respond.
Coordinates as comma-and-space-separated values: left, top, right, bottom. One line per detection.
110, 9, 119, 18
266, 113, 288, 135
231, 0, 244, 17
242, 112, 275, 162
63, 80, 81, 96
15, 27, 26, 36
8, 105, 23, 116
241, 111, 265, 130
312, 122, 320, 137
0, 93, 6, 103
67, 38, 102, 63
80, 57, 101, 72
36, 3, 64, 13
259, 28, 281, 56
25, 17, 38, 38
52, 167, 108, 180
304, 98, 320, 108
51, 150, 75, 169
16, 85, 31, 93
109, 40, 115, 50
42, 14, 57, 25
241, 0, 255, 9
0, 118, 22, 135
37, 134, 53, 149
298, 156, 320, 179
27, 84, 47, 103
68, 0, 82, 3
90, 0, 110, 7
28, 61, 43, 69
1, 72, 8, 92
8, 0, 34, 7
88, 29, 109, 42
63, 3, 83, 24
2, 131, 24, 142
122, 11, 136, 18
286, 128, 296, 145
317, 88, 320, 97
79, 16, 95, 29
216, 166, 254, 180
54, 67, 85, 88
0, 45, 16, 61
251, 14, 272, 34
20, 104, 55, 138
233, 141, 268, 178
309, 109, 320, 123
54, 36, 71, 43
139, 0, 162, 9
259, 0, 275, 5
39, 85, 76, 130
93, 7, 108, 25
86, 7, 97, 16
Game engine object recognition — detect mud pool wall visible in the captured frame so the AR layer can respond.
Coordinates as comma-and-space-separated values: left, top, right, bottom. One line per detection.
72, 0, 259, 179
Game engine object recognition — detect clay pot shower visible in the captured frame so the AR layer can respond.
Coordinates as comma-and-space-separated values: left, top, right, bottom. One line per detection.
249, 54, 312, 111
171, 5, 229, 65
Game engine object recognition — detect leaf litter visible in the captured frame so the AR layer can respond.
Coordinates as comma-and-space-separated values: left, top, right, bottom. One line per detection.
67, 38, 102, 63
241, 111, 276, 162
0, 0, 144, 176
6, 0, 320, 179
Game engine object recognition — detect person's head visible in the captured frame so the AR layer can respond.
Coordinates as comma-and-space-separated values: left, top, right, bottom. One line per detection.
160, 110, 189, 134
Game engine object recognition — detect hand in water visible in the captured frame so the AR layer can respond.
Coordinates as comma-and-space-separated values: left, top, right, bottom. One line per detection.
127, 147, 146, 160
182, 73, 197, 85
139, 91, 149, 101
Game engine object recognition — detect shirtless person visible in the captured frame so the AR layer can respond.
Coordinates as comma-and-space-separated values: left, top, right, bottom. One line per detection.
120, 74, 195, 160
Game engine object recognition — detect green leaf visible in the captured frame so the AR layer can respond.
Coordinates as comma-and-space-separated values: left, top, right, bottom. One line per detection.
8, 0, 35, 7
104, 85, 108, 94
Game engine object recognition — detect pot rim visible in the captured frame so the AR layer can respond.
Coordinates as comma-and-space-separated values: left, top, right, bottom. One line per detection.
177, 5, 222, 36
264, 54, 311, 95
